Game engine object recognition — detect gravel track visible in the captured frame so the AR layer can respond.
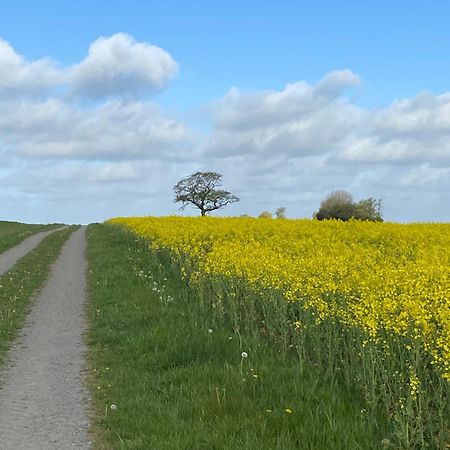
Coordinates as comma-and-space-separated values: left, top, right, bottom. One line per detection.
0, 227, 91, 449
0, 228, 63, 276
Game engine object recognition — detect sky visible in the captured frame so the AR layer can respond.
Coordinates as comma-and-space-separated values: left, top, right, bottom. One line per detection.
1, 0, 450, 224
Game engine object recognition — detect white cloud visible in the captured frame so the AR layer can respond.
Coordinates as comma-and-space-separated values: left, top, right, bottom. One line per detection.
372, 92, 450, 136
0, 39, 61, 97
206, 76, 450, 169
0, 98, 194, 160
314, 69, 361, 96
0, 36, 449, 224
68, 33, 178, 98
207, 71, 364, 158
338, 91, 450, 164
399, 164, 450, 187
201, 75, 450, 221
0, 34, 178, 100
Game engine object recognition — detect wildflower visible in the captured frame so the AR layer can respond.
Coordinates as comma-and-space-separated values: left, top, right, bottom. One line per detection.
208, 328, 213, 334
110, 404, 117, 410
241, 351, 248, 359
409, 373, 421, 400
285, 408, 292, 414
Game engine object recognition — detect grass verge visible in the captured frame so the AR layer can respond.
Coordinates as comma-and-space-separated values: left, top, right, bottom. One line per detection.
86, 223, 389, 450
0, 226, 78, 366
0, 220, 62, 254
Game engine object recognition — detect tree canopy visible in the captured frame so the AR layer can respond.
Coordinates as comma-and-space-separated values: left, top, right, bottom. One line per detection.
173, 171, 239, 216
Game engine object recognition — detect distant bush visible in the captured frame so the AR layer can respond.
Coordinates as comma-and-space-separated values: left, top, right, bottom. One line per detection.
315, 190, 382, 222
258, 211, 273, 219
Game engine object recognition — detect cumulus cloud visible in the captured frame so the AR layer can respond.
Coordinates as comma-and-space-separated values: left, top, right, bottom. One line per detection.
314, 69, 361, 97
0, 35, 449, 224
206, 75, 450, 168
399, 164, 450, 187
337, 92, 450, 164
0, 34, 190, 223
202, 74, 450, 221
0, 34, 178, 100
0, 39, 61, 97
0, 99, 194, 160
68, 33, 178, 98
207, 71, 364, 158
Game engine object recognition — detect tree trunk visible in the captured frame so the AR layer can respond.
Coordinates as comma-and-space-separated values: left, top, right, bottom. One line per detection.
201, 209, 206, 216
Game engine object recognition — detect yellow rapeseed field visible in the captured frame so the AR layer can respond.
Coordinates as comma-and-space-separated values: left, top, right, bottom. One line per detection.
109, 216, 450, 381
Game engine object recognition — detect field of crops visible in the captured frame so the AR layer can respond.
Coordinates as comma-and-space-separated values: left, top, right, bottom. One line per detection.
110, 216, 450, 448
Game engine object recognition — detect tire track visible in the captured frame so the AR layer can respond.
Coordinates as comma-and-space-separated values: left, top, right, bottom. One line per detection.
0, 227, 65, 276
0, 227, 91, 449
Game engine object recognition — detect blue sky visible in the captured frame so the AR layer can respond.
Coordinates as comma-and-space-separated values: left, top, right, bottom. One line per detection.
4, 0, 450, 108
1, 0, 450, 223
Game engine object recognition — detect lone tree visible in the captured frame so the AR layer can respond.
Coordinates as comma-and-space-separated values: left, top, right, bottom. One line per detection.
314, 190, 383, 222
174, 171, 239, 216
275, 207, 287, 219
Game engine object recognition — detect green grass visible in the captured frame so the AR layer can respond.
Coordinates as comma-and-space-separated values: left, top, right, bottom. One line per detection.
87, 223, 390, 450
0, 226, 78, 365
0, 220, 62, 254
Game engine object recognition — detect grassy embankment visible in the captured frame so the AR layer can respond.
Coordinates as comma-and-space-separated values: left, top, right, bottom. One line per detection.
86, 223, 389, 450
0, 220, 61, 254
0, 226, 78, 366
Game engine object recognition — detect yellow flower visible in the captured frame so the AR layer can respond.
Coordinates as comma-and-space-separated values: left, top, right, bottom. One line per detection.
109, 216, 450, 381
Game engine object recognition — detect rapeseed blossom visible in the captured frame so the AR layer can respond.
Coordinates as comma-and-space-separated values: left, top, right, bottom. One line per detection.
109, 216, 450, 381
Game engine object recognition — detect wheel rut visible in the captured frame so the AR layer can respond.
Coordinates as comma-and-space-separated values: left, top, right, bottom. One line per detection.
0, 226, 91, 449
0, 227, 64, 276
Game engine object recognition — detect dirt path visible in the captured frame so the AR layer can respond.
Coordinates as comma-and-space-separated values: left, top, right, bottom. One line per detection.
0, 228, 64, 276
0, 227, 91, 449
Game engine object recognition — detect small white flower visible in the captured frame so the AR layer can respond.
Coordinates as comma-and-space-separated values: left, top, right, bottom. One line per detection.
110, 404, 117, 410
241, 351, 248, 359
208, 328, 213, 334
